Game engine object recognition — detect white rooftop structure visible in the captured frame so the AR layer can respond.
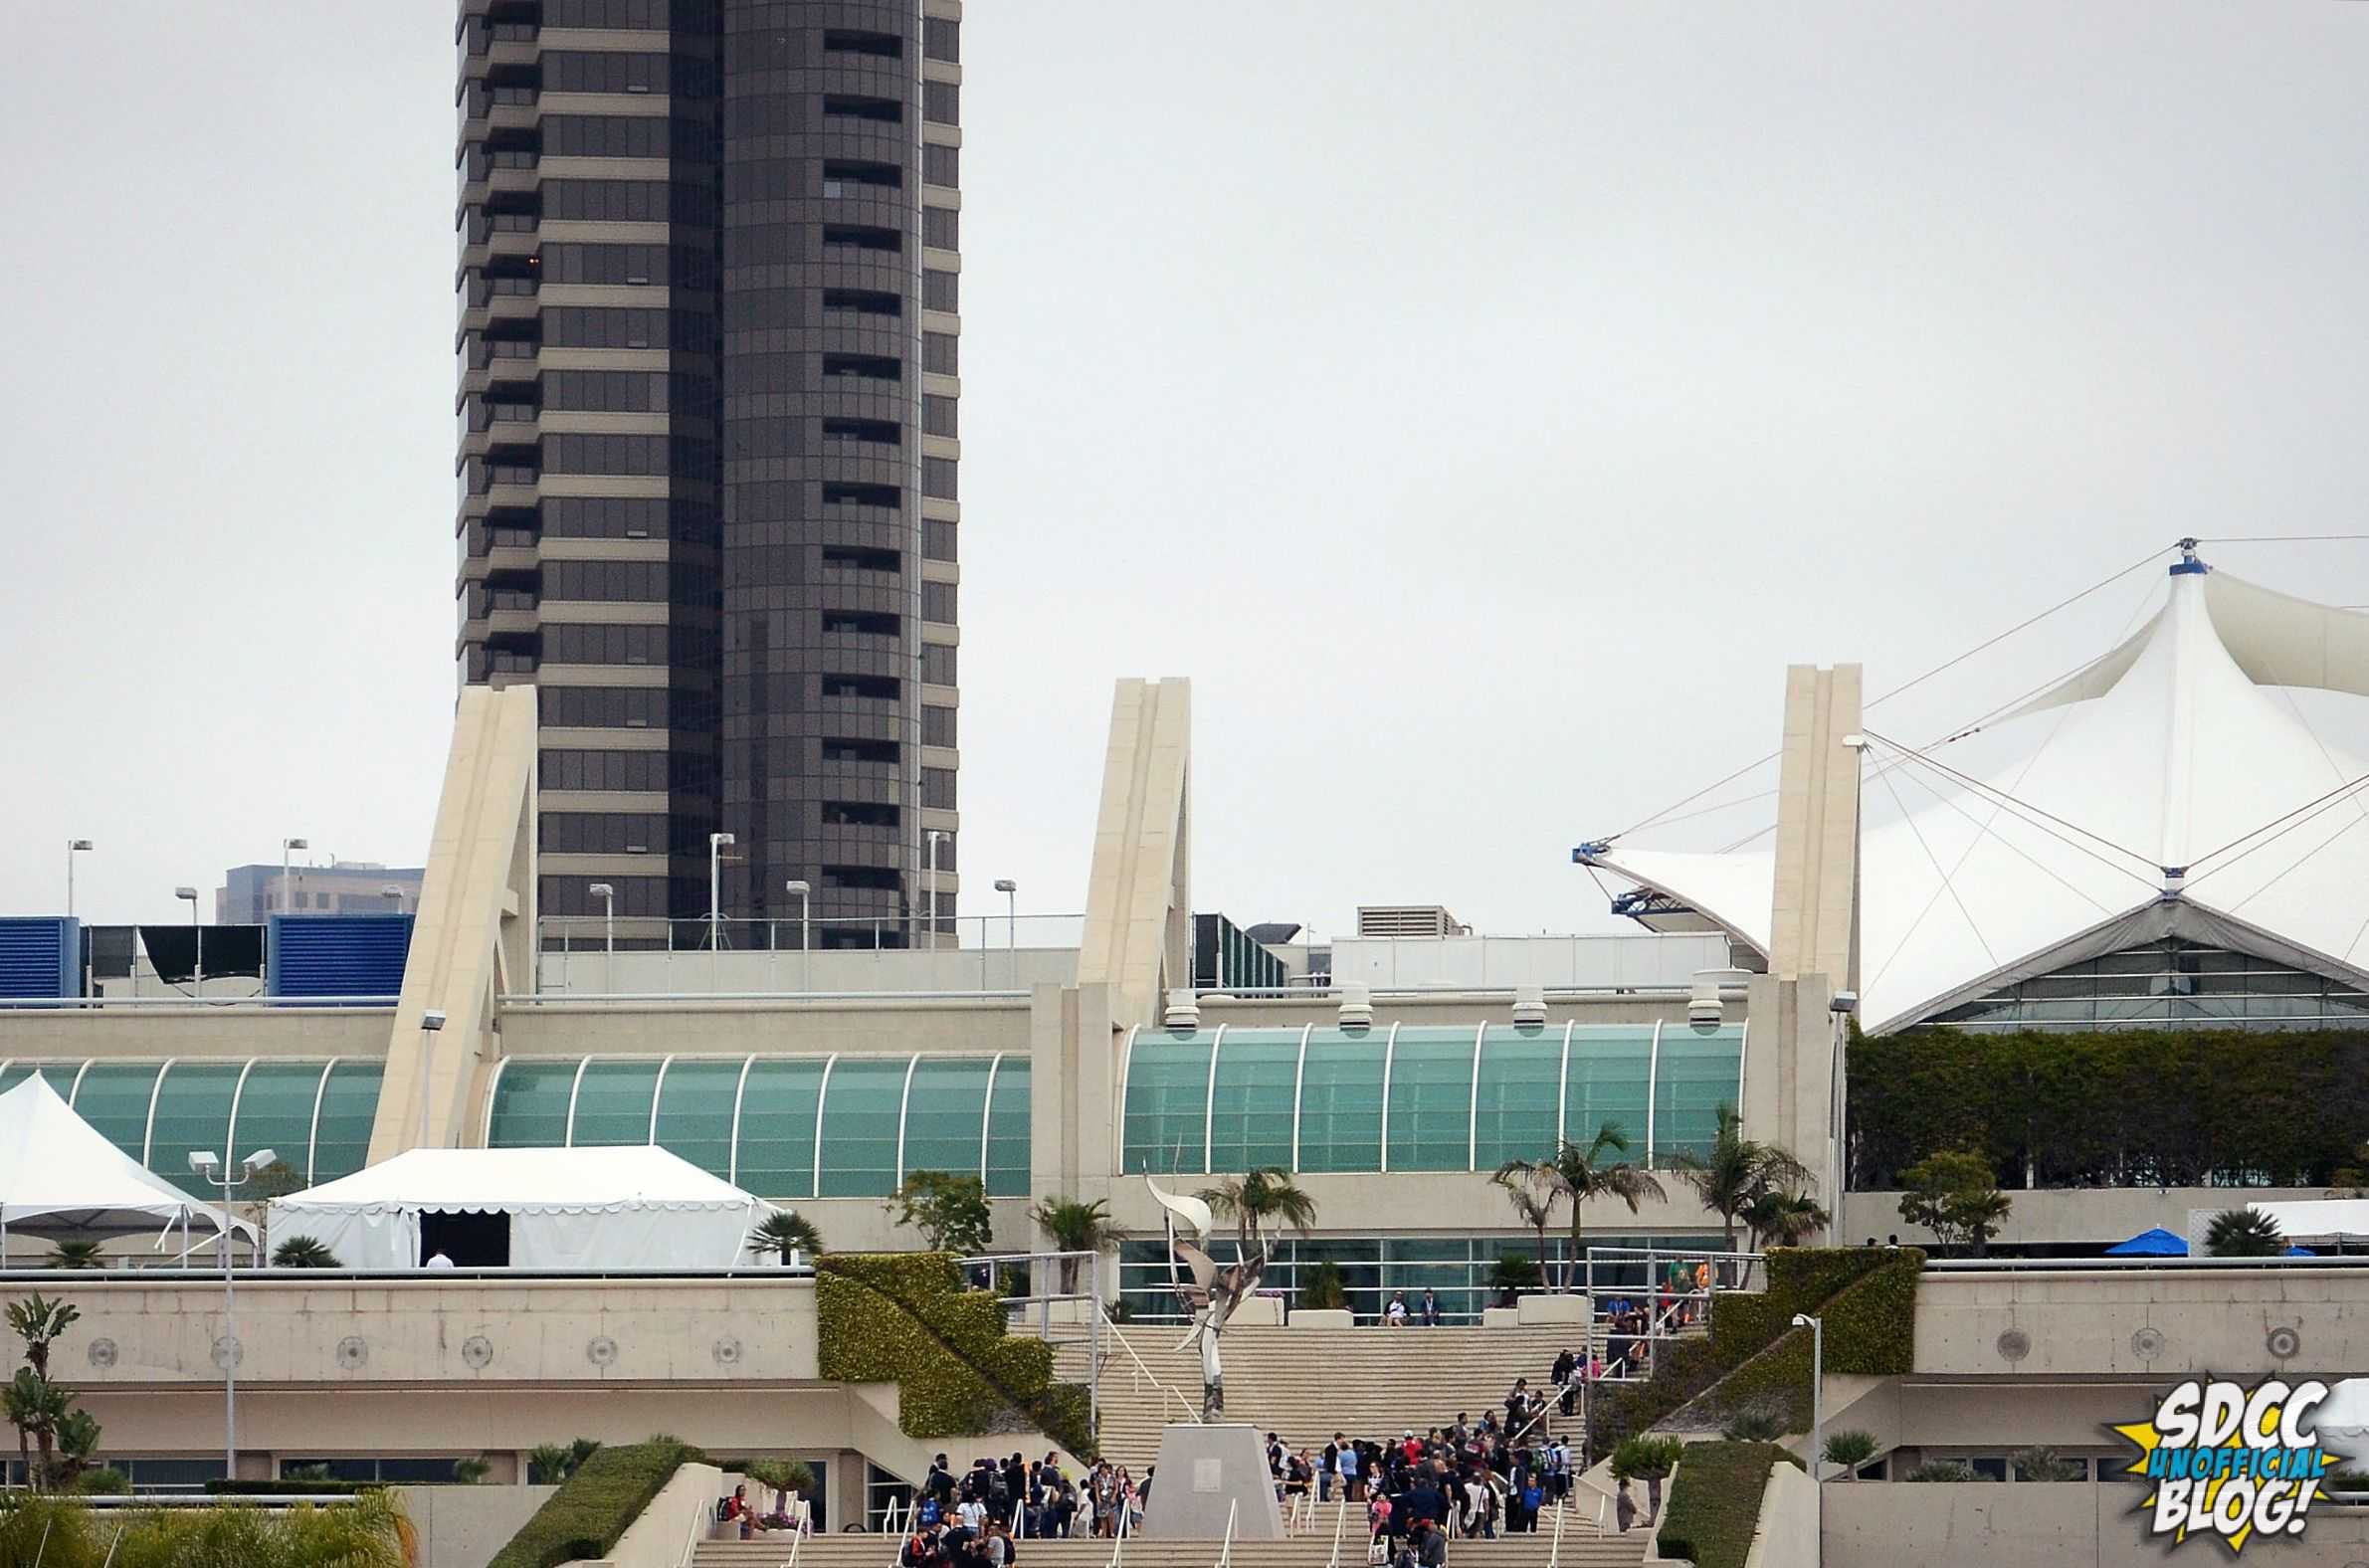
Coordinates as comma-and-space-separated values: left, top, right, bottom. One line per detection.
1584, 549, 2369, 1032
269, 1145, 773, 1271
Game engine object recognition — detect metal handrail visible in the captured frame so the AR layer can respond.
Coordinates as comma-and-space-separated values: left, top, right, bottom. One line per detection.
499, 990, 1032, 1004
1545, 1496, 1566, 1568
879, 1496, 905, 1556
0, 996, 397, 1009
1325, 1499, 1349, 1568
1105, 1484, 1132, 1568
1098, 1308, 1202, 1425
1214, 1498, 1239, 1568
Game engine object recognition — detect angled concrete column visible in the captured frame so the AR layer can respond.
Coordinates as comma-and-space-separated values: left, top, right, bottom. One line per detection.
368, 684, 539, 1162
1076, 679, 1193, 1031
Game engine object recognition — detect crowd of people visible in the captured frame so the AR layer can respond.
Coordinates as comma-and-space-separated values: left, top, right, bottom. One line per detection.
894, 1450, 1152, 1565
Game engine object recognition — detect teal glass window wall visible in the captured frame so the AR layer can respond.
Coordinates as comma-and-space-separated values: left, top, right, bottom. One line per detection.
483, 1053, 1031, 1200
0, 1059, 387, 1191
1119, 1022, 1746, 1176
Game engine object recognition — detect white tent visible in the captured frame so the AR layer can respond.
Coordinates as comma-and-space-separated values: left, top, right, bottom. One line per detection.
267, 1145, 773, 1271
1582, 559, 2369, 1031
2315, 1378, 2369, 1472
2186, 1199, 2369, 1255
0, 1074, 247, 1253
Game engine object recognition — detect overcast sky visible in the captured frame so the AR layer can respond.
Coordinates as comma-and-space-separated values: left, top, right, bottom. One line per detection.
3, 2, 2366, 937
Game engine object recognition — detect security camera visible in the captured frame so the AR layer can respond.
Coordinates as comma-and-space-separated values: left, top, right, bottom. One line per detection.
1830, 991, 1859, 1016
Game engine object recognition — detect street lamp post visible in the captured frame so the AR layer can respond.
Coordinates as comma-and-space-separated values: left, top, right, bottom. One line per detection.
1794, 1311, 1825, 1543
66, 840, 93, 918
188, 1146, 278, 1484
784, 880, 811, 994
281, 838, 309, 917
417, 1010, 448, 1149
994, 879, 1017, 984
707, 834, 734, 951
589, 883, 616, 994
174, 886, 202, 1000
924, 830, 946, 950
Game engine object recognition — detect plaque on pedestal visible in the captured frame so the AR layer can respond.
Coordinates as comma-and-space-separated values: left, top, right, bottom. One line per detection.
1140, 1423, 1285, 1539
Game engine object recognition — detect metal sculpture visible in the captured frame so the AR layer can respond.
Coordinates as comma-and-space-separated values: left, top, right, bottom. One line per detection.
1146, 1176, 1266, 1419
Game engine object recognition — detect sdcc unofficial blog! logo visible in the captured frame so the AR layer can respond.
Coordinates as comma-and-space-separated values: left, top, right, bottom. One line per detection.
2113, 1378, 2333, 1553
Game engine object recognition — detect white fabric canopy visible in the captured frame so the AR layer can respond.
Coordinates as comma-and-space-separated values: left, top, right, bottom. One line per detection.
1586, 561, 2369, 1031
267, 1145, 772, 1270
0, 1074, 243, 1240
2315, 1378, 2369, 1472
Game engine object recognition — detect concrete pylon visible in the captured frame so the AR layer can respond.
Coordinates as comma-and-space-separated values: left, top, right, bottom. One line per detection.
1746, 664, 1863, 1228
366, 684, 539, 1163
1075, 678, 1192, 1030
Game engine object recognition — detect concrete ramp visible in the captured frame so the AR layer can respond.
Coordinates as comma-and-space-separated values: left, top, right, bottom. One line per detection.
367, 684, 538, 1163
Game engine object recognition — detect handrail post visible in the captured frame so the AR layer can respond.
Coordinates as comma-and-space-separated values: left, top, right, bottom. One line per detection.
1215, 1497, 1239, 1568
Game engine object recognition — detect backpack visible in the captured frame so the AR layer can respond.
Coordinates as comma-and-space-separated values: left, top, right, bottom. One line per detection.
919, 1496, 942, 1527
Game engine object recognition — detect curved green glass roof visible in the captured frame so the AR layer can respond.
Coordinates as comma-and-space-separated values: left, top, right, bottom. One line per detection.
483, 1052, 1032, 1201
1119, 1022, 1743, 1176
0, 1058, 386, 1192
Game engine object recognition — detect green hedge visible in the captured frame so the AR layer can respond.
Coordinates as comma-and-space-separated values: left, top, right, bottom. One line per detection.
1654, 1442, 1802, 1568
488, 1439, 705, 1568
1848, 1026, 2369, 1189
1591, 1249, 1922, 1450
817, 1254, 1097, 1460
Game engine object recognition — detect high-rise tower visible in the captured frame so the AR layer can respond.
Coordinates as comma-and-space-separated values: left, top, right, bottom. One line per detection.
456, 0, 962, 948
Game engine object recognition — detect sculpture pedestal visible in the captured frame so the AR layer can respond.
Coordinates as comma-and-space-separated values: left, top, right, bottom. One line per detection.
1141, 1424, 1285, 1539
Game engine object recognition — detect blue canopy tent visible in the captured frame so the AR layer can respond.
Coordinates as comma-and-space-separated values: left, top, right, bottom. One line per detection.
2106, 1227, 2188, 1257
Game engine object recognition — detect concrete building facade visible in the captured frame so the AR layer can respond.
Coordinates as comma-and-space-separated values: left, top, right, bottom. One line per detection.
455, 0, 965, 949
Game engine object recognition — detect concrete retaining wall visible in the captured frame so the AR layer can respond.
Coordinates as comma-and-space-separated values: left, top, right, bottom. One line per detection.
1825, 1482, 2369, 1566
394, 1484, 557, 1568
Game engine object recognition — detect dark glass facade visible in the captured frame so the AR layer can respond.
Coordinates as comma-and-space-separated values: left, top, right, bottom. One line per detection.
456, 0, 962, 947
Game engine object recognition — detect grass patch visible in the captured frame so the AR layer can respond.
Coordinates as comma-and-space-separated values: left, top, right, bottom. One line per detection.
1653, 1441, 1801, 1568
488, 1438, 705, 1568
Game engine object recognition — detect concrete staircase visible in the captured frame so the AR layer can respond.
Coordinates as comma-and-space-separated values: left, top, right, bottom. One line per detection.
691, 1510, 1650, 1568
1074, 1325, 1603, 1471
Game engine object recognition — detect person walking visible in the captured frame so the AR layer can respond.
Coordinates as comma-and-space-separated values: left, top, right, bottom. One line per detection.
1614, 1479, 1637, 1534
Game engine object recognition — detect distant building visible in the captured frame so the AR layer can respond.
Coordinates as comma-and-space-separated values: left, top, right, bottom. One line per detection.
217, 862, 423, 923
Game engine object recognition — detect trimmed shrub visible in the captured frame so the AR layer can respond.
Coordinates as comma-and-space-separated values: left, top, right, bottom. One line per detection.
1848, 1025, 2369, 1189
1653, 1441, 1801, 1568
1591, 1247, 1922, 1449
816, 1254, 1096, 1460
488, 1438, 705, 1568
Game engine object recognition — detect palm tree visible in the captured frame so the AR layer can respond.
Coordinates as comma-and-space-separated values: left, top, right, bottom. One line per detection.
1743, 1190, 1830, 1251
42, 1241, 102, 1271
4, 1370, 71, 1491
527, 1443, 576, 1484
2204, 1208, 2284, 1258
747, 1210, 824, 1265
7, 1295, 80, 1378
1500, 1123, 1666, 1288
452, 1457, 492, 1484
1489, 1165, 1562, 1284
1030, 1197, 1114, 1294
1666, 1106, 1814, 1256
1199, 1168, 1318, 1253
52, 1409, 101, 1492
1823, 1430, 1878, 1479
272, 1236, 342, 1269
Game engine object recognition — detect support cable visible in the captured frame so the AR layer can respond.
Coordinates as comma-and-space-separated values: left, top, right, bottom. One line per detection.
1861, 730, 2160, 881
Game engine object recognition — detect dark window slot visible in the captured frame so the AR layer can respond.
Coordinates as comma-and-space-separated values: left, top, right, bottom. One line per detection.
823, 30, 902, 59
823, 95, 903, 124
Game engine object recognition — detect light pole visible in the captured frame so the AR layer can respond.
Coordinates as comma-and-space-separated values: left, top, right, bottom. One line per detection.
281, 838, 309, 916
1794, 1311, 1825, 1542
66, 840, 93, 918
994, 879, 1017, 983
784, 880, 811, 994
175, 886, 202, 999
188, 1146, 277, 1484
924, 830, 947, 949
707, 833, 734, 951
417, 1010, 448, 1149
589, 883, 616, 994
